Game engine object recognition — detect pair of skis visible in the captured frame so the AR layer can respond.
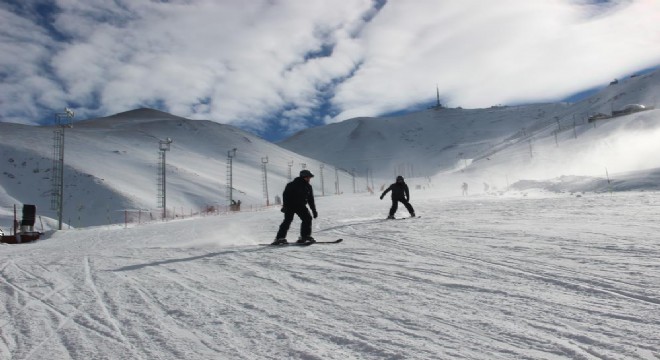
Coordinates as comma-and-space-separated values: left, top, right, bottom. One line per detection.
260, 239, 343, 247
389, 216, 419, 220
259, 215, 419, 246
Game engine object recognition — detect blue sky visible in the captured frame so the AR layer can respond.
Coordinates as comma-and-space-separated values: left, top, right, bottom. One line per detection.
1, 0, 659, 141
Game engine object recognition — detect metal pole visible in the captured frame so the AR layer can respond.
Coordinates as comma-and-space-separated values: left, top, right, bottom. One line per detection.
227, 148, 237, 206
158, 138, 172, 220
262, 157, 269, 206
57, 126, 65, 230
52, 108, 74, 230
351, 168, 356, 193
162, 150, 167, 219
320, 164, 325, 196
287, 160, 293, 181
371, 170, 375, 191
229, 156, 232, 204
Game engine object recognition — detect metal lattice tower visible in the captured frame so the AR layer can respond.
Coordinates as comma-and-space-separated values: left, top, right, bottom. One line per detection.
50, 108, 74, 230
366, 168, 374, 192
50, 128, 64, 212
226, 148, 237, 206
351, 168, 356, 193
261, 157, 269, 206
157, 152, 164, 208
319, 164, 325, 196
157, 138, 172, 220
287, 161, 293, 181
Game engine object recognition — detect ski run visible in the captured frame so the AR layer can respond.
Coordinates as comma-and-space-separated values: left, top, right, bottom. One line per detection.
1, 190, 659, 359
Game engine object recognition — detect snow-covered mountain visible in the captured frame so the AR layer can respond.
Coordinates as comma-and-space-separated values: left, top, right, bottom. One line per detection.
1, 70, 659, 231
280, 102, 571, 178
2, 72, 660, 360
0, 109, 355, 230
280, 69, 660, 188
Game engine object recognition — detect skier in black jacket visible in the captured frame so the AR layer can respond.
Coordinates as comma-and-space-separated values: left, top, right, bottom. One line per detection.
380, 175, 415, 219
272, 169, 318, 245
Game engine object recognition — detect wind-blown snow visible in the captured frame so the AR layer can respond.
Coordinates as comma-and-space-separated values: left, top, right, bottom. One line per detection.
1, 190, 658, 359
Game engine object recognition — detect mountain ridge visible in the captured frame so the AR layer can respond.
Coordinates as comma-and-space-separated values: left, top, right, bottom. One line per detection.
0, 113, 354, 229
1, 70, 659, 230
279, 70, 660, 179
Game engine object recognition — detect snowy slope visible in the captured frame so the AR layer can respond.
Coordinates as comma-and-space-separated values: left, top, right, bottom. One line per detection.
0, 109, 356, 230
279, 70, 660, 184
1, 190, 658, 359
1, 71, 659, 233
279, 103, 571, 178
1, 71, 659, 359
458, 107, 660, 193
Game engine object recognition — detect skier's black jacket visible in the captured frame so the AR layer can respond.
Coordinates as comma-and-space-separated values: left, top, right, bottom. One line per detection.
282, 176, 316, 212
381, 182, 410, 201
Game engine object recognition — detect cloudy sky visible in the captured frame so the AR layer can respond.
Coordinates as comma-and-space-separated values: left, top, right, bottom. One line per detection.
1, 0, 659, 140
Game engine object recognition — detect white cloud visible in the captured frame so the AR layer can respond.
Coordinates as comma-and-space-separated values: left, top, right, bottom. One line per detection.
0, 6, 63, 123
331, 0, 660, 121
0, 0, 659, 137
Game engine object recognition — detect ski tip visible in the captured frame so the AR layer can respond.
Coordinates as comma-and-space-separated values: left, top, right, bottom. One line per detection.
309, 238, 343, 244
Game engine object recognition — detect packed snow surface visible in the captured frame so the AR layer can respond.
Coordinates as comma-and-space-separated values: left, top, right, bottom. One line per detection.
1, 190, 658, 359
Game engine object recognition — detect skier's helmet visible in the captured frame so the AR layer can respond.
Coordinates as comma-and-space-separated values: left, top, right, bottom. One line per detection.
396, 175, 404, 182
300, 170, 314, 178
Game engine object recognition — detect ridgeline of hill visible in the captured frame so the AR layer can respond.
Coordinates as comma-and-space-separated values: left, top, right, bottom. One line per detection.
1, 70, 659, 229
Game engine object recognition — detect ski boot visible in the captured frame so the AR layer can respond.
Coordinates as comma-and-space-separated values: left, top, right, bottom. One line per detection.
297, 236, 316, 244
271, 238, 288, 245
387, 215, 395, 220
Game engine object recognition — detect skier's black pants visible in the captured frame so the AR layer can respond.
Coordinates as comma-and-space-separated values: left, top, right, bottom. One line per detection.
390, 198, 414, 217
276, 208, 312, 239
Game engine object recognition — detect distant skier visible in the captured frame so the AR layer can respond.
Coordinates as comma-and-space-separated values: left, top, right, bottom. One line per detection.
380, 175, 415, 219
462, 182, 469, 196
272, 170, 318, 245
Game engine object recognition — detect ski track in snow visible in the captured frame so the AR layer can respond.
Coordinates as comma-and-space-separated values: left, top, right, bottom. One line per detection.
1, 192, 659, 359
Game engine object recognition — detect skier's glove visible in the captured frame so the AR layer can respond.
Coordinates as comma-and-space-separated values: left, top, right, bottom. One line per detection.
280, 206, 286, 213
312, 209, 318, 219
